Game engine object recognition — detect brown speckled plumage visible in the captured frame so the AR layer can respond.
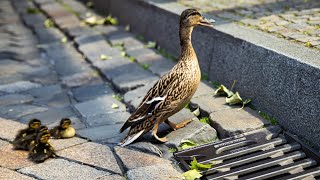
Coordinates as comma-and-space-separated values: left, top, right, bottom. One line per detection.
119, 9, 214, 146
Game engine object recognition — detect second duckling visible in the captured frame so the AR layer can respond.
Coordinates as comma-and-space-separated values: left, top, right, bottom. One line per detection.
29, 131, 56, 163
13, 118, 41, 150
50, 118, 75, 139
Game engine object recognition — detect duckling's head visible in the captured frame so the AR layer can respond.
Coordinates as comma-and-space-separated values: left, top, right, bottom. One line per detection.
28, 119, 41, 129
37, 131, 51, 143
180, 9, 214, 28
36, 125, 49, 134
60, 118, 71, 129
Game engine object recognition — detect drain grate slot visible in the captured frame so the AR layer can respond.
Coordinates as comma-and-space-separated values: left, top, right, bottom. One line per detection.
174, 127, 320, 180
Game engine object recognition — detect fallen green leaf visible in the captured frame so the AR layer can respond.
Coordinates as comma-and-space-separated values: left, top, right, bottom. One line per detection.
61, 37, 67, 43
125, 25, 130, 32
44, 19, 54, 28
146, 41, 157, 48
190, 157, 214, 171
105, 15, 118, 25
100, 54, 111, 60
192, 107, 200, 116
120, 51, 126, 57
86, 1, 93, 7
111, 103, 119, 109
141, 63, 150, 70
199, 117, 209, 124
179, 140, 199, 150
226, 91, 243, 105
168, 147, 177, 153
112, 94, 123, 101
128, 56, 136, 62
182, 169, 202, 180
27, 8, 40, 14
215, 85, 234, 97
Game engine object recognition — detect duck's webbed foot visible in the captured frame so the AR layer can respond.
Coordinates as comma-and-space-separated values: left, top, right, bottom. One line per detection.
165, 119, 193, 130
152, 122, 169, 143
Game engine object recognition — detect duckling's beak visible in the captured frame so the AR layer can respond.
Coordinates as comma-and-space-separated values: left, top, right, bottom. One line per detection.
199, 17, 214, 28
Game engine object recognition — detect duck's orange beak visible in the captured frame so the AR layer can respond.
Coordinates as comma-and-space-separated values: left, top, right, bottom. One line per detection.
199, 17, 215, 28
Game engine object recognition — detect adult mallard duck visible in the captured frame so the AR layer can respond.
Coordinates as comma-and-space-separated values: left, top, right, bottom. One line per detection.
119, 9, 214, 146
13, 118, 42, 150
49, 118, 75, 139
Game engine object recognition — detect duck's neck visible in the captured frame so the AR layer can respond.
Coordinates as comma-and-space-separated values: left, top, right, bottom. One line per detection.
179, 26, 196, 60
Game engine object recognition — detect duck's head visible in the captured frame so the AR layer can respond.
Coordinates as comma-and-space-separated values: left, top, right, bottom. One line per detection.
180, 9, 214, 28
37, 131, 51, 143
28, 119, 41, 129
60, 118, 71, 129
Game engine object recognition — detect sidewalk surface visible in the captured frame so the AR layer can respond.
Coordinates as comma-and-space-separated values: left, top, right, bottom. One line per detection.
0, 0, 274, 179
179, 0, 320, 49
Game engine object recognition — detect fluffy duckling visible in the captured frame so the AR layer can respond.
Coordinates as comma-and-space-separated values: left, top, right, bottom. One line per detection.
13, 118, 41, 150
50, 118, 75, 139
29, 131, 56, 163
28, 125, 49, 150
119, 9, 214, 146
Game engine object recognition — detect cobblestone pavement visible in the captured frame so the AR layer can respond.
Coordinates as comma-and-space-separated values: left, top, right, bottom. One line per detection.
0, 0, 273, 179
179, 0, 320, 50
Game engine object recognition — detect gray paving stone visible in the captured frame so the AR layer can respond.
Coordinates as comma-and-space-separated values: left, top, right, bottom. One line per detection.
0, 140, 9, 148
108, 32, 142, 49
20, 106, 76, 124
127, 142, 163, 157
0, 117, 27, 141
86, 112, 130, 127
114, 146, 171, 170
64, 26, 93, 38
23, 84, 62, 98
96, 174, 126, 180
54, 15, 80, 29
0, 81, 41, 93
77, 124, 126, 142
74, 33, 105, 46
74, 95, 126, 118
124, 83, 154, 108
0, 104, 48, 119
0, 167, 35, 180
193, 81, 216, 98
0, 94, 34, 106
126, 164, 181, 180
23, 13, 47, 28
34, 27, 65, 43
0, 150, 34, 170
50, 137, 87, 151
126, 48, 156, 60
57, 142, 122, 174
140, 55, 175, 77
18, 159, 110, 179
71, 84, 114, 102
165, 119, 218, 148
96, 58, 158, 92
210, 108, 270, 138
33, 92, 71, 108
191, 96, 232, 114
61, 71, 103, 88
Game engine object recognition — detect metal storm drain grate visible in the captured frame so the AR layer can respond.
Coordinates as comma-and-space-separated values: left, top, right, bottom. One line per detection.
174, 127, 320, 180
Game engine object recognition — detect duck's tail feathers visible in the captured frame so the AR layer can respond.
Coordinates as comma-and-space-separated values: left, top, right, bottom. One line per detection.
118, 130, 144, 147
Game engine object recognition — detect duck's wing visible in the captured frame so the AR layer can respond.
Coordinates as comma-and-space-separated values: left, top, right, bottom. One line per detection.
119, 72, 178, 132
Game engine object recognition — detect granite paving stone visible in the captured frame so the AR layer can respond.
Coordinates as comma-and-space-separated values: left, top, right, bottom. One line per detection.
77, 124, 126, 142
0, 150, 34, 170
50, 137, 88, 151
86, 112, 130, 127
0, 94, 34, 106
23, 13, 47, 28
19, 106, 76, 124
71, 83, 114, 102
126, 164, 181, 180
124, 83, 154, 108
34, 27, 65, 43
114, 146, 171, 170
96, 174, 126, 180
23, 84, 62, 99
127, 142, 163, 157
57, 142, 122, 174
61, 71, 103, 88
0, 167, 35, 180
0, 139, 10, 148
0, 81, 41, 93
191, 96, 232, 114
74, 95, 126, 118
165, 119, 218, 148
18, 159, 111, 179
0, 117, 27, 141
33, 92, 71, 108
0, 104, 48, 119
96, 58, 159, 92
210, 108, 270, 138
